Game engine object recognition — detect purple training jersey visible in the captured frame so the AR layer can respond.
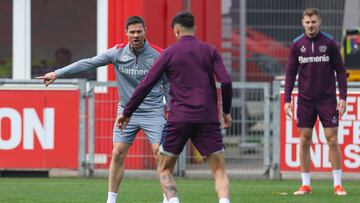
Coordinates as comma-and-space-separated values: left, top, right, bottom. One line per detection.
123, 35, 232, 123
284, 31, 347, 105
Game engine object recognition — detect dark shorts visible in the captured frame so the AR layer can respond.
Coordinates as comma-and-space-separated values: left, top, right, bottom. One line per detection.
296, 102, 339, 128
159, 122, 224, 157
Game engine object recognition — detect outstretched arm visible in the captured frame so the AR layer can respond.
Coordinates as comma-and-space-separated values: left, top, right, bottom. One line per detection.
35, 46, 117, 86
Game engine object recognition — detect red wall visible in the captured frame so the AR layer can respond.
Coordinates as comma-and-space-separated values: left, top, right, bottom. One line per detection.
107, 0, 221, 80
101, 0, 222, 169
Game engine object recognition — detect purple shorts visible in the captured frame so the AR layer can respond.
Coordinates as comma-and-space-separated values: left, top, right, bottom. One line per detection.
159, 122, 224, 156
296, 102, 339, 128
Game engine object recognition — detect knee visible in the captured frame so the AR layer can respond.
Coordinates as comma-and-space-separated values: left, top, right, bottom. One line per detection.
326, 136, 339, 148
300, 136, 311, 148
209, 162, 226, 178
153, 147, 159, 157
158, 163, 172, 175
112, 146, 127, 161
158, 156, 176, 174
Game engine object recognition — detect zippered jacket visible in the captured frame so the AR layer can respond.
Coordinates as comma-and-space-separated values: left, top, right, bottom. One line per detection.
285, 31, 347, 105
55, 40, 169, 114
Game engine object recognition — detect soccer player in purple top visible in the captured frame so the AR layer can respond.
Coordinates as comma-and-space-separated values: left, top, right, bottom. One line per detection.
117, 11, 232, 203
284, 8, 347, 196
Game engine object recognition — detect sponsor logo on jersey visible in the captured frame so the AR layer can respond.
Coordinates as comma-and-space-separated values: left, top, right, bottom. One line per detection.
319, 45, 327, 53
298, 54, 330, 64
300, 45, 306, 53
118, 66, 149, 76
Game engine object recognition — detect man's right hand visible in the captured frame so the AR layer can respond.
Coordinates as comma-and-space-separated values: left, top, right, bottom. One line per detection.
35, 72, 57, 87
284, 102, 292, 118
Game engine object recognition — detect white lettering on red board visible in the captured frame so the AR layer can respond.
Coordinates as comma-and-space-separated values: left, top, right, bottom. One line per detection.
0, 108, 55, 150
284, 95, 360, 169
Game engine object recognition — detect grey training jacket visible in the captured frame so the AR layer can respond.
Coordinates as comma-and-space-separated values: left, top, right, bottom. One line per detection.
55, 40, 169, 115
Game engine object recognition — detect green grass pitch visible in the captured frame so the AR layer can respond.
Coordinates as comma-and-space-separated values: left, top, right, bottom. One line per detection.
0, 178, 359, 202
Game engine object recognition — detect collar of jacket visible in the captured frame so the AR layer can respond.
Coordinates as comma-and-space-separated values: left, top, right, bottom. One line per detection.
129, 39, 148, 55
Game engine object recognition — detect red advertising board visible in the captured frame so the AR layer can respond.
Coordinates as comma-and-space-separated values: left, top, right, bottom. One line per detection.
0, 89, 79, 169
280, 92, 360, 172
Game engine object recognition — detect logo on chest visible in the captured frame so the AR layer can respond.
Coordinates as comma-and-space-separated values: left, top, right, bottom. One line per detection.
298, 54, 330, 64
319, 45, 327, 53
300, 46, 306, 53
144, 58, 154, 66
120, 54, 130, 62
118, 66, 149, 77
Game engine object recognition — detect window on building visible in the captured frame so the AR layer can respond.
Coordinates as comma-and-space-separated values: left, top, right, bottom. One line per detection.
0, 0, 12, 79
31, 0, 97, 80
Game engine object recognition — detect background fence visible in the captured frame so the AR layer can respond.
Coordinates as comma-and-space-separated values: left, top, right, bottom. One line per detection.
2, 80, 360, 179
221, 0, 345, 82
2, 0, 359, 180
87, 82, 272, 178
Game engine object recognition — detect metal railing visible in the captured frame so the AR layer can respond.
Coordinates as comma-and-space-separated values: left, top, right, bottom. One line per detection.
86, 81, 272, 178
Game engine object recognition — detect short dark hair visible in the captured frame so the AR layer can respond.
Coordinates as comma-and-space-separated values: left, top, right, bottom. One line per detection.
171, 11, 194, 29
126, 16, 145, 30
303, 7, 320, 18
